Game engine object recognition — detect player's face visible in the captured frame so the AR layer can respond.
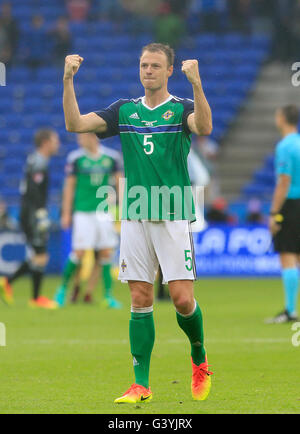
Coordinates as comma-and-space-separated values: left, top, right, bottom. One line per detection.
77, 133, 98, 151
275, 109, 284, 131
48, 133, 60, 155
140, 51, 173, 91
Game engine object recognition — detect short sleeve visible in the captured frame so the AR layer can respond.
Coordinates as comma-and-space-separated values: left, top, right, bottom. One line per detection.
276, 145, 292, 177
181, 98, 194, 135
26, 154, 47, 182
101, 145, 124, 174
114, 151, 123, 173
94, 99, 127, 139
65, 152, 78, 176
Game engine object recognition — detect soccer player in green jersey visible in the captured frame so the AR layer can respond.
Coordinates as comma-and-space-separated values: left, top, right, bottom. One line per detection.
62, 43, 213, 403
54, 132, 122, 308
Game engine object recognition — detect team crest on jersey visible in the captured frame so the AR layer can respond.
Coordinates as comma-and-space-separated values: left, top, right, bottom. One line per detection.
101, 158, 112, 168
162, 110, 174, 121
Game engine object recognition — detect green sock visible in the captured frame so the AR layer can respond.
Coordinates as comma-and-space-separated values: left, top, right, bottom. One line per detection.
130, 310, 155, 388
102, 263, 113, 298
176, 301, 206, 366
62, 255, 79, 288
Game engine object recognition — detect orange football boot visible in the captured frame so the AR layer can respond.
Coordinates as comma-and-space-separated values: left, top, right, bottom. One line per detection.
114, 384, 153, 404
29, 296, 58, 310
0, 277, 14, 305
191, 356, 213, 401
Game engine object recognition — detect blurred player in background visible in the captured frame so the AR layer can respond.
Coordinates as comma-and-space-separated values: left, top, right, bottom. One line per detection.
267, 105, 300, 324
0, 129, 59, 309
70, 251, 102, 304
62, 42, 213, 404
54, 132, 122, 308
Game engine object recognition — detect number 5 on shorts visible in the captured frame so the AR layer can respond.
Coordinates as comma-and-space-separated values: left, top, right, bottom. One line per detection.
184, 249, 193, 271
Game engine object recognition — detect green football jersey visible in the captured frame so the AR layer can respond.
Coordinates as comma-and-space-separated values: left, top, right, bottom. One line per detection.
66, 145, 122, 213
95, 95, 195, 221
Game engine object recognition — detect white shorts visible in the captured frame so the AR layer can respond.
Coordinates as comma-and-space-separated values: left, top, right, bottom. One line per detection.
118, 220, 196, 284
72, 212, 118, 251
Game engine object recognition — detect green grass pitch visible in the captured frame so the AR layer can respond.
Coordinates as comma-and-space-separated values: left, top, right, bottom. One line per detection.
0, 277, 299, 414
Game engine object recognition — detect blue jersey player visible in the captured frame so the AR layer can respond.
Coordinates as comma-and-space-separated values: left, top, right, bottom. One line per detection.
267, 105, 300, 324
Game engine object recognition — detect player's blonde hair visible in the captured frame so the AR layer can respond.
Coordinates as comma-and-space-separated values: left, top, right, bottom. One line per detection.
141, 43, 175, 67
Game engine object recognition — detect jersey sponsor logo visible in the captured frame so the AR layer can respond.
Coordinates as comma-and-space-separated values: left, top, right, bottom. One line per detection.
129, 112, 140, 120
162, 110, 174, 121
141, 120, 158, 127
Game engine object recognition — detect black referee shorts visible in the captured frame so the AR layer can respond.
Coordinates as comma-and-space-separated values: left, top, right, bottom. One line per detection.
273, 199, 300, 254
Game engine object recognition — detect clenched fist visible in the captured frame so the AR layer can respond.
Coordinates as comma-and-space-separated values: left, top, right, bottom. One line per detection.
64, 54, 84, 80
182, 59, 201, 86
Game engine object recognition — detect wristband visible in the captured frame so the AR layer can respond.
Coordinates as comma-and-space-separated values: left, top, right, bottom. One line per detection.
274, 214, 284, 223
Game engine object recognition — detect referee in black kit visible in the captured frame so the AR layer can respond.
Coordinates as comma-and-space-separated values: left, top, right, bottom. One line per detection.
267, 105, 300, 324
0, 129, 60, 309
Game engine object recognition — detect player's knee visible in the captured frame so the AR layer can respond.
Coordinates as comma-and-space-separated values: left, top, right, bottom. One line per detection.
99, 249, 113, 263
130, 282, 153, 308
74, 250, 85, 261
172, 294, 194, 315
131, 291, 153, 308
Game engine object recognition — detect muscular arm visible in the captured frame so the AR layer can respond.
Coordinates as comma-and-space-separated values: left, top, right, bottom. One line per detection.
63, 55, 107, 134
187, 83, 212, 136
182, 60, 213, 136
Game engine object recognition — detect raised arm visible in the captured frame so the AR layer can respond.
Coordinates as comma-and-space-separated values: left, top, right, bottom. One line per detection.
63, 55, 107, 134
182, 59, 213, 136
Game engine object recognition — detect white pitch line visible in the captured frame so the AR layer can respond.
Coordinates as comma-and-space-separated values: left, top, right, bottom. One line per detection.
18, 338, 291, 346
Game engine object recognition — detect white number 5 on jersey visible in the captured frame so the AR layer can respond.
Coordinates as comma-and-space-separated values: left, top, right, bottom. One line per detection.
143, 135, 154, 155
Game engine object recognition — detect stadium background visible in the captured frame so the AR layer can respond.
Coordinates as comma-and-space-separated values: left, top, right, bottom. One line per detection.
0, 0, 299, 276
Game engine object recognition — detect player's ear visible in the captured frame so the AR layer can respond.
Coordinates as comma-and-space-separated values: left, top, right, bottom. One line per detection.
168, 65, 173, 78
